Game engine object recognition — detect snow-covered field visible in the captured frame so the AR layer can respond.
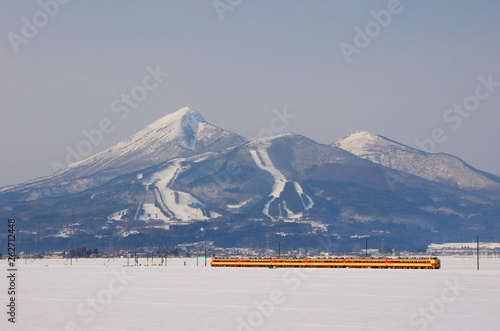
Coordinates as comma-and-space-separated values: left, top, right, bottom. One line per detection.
1, 256, 499, 330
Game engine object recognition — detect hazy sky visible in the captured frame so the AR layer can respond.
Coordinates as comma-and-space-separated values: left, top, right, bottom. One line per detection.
1, 0, 499, 187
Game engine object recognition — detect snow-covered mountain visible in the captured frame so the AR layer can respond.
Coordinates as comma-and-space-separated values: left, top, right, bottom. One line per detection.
109, 133, 356, 224
2, 107, 247, 199
333, 131, 500, 192
55, 107, 247, 180
164, 133, 371, 221
1, 111, 499, 251
97, 133, 495, 229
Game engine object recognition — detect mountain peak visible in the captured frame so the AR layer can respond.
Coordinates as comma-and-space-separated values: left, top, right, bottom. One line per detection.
334, 131, 381, 152
334, 131, 500, 191
247, 132, 303, 146
333, 131, 418, 155
336, 130, 383, 143
347, 130, 378, 138
173, 106, 204, 120
47, 107, 246, 185
146, 107, 205, 131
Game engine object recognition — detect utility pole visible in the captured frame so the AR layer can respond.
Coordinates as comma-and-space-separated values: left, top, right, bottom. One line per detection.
197, 243, 199, 267
365, 238, 368, 257
65, 244, 68, 261
266, 234, 270, 256
201, 227, 207, 267
477, 236, 480, 271
204, 242, 207, 267
34, 220, 40, 258
108, 235, 113, 260
278, 241, 281, 259
71, 208, 77, 262
66, 208, 75, 265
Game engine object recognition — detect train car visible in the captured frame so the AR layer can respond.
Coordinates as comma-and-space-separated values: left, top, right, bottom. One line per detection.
210, 257, 440, 269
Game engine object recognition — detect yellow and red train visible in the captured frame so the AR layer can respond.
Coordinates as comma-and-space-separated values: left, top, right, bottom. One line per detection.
211, 257, 440, 269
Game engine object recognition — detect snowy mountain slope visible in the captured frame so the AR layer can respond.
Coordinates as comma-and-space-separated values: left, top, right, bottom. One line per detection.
249, 144, 313, 220
108, 159, 220, 224
57, 107, 247, 179
110, 133, 416, 224
162, 133, 493, 228
334, 131, 500, 192
1, 107, 247, 199
142, 159, 220, 222
0, 110, 499, 250
141, 133, 359, 221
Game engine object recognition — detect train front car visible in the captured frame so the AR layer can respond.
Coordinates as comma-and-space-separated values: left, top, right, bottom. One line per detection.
429, 257, 441, 269
385, 257, 441, 269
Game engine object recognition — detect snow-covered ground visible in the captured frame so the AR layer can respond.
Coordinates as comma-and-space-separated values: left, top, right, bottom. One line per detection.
0, 256, 499, 330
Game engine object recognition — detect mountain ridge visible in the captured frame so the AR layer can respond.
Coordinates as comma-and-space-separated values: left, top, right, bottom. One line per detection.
1, 107, 247, 199
1, 107, 499, 251
333, 131, 500, 192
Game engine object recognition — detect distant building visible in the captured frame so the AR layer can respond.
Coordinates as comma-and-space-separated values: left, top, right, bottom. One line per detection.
427, 243, 500, 256
49, 252, 65, 259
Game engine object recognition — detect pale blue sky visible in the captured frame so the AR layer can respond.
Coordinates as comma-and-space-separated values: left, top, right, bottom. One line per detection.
1, 0, 499, 186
